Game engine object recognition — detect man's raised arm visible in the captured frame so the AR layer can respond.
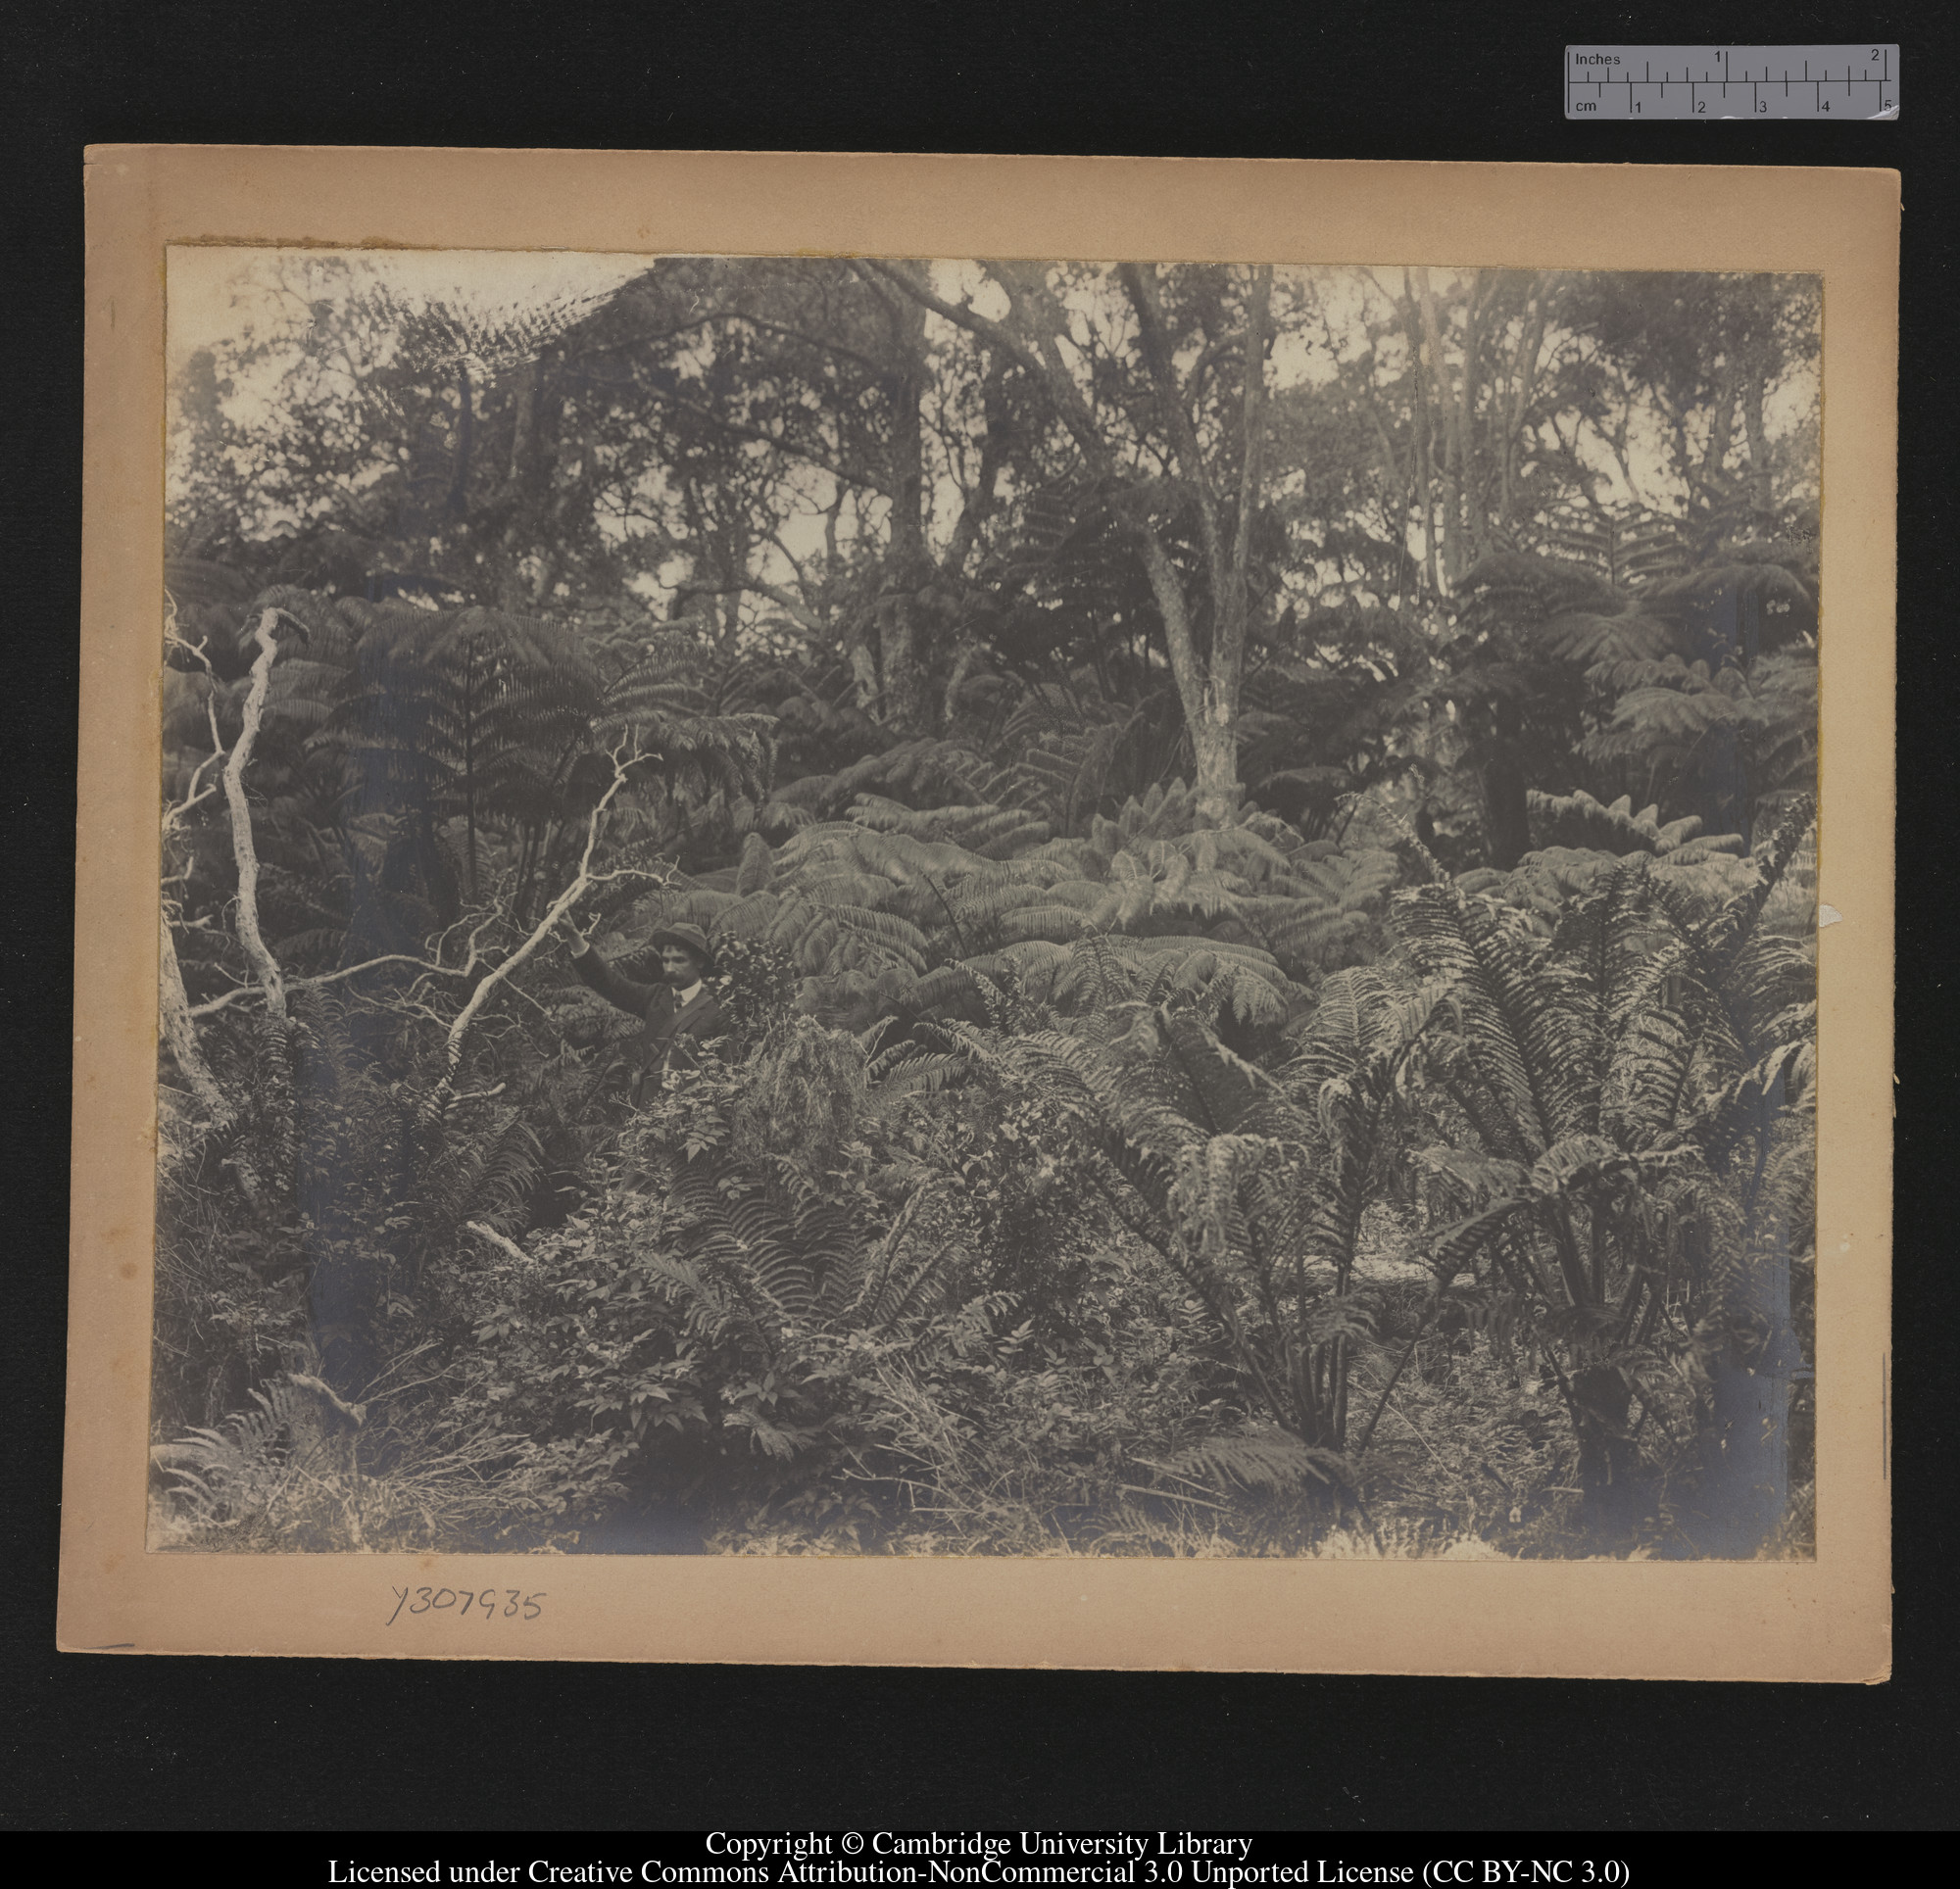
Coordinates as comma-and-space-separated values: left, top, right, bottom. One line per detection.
562, 926, 662, 1017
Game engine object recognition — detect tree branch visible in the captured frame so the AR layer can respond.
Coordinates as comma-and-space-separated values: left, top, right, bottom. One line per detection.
855, 259, 1112, 472
673, 576, 831, 637
222, 607, 289, 1023
1118, 262, 1227, 585
661, 389, 884, 497
438, 744, 650, 1083
466, 1220, 535, 1267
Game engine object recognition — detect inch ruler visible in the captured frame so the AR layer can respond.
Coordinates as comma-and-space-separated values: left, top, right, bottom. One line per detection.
1565, 45, 1898, 119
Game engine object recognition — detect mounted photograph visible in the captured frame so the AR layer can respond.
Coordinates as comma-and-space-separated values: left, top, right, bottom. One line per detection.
65, 150, 1893, 1672
153, 246, 1824, 1565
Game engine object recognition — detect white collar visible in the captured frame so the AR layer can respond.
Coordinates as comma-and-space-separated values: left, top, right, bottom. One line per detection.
673, 980, 706, 1006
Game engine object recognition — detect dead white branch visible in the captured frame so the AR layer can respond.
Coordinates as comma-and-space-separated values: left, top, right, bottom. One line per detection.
221, 607, 290, 1023
158, 615, 261, 1146
187, 952, 474, 1017
466, 1221, 534, 1267
187, 904, 515, 1018
438, 745, 651, 1084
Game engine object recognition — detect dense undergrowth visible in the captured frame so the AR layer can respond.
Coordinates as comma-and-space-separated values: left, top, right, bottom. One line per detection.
151, 689, 1818, 1560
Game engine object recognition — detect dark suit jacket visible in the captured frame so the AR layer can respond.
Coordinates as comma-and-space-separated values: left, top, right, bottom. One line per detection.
572, 948, 727, 1097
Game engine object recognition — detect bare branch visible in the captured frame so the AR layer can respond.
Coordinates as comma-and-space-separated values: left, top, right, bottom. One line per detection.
673, 577, 831, 637
661, 390, 884, 497
221, 608, 289, 1023
185, 983, 258, 1019
465, 1221, 535, 1267
162, 623, 229, 830
855, 259, 1111, 471
1118, 261, 1226, 554
438, 745, 653, 1082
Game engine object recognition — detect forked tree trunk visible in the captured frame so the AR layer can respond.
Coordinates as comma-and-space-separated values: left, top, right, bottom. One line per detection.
862, 257, 1273, 804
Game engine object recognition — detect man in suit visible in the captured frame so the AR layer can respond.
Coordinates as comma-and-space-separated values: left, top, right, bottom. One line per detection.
560, 917, 728, 1100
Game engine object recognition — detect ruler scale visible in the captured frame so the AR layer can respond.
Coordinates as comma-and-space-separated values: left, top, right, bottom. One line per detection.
1565, 45, 1898, 119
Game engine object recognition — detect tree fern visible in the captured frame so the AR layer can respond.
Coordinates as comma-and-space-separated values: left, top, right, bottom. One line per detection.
1393, 875, 1598, 1158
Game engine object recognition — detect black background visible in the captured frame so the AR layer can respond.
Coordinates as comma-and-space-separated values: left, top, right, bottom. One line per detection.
4, 0, 1951, 1834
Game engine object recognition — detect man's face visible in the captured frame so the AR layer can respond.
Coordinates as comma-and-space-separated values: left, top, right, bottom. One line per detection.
661, 946, 704, 986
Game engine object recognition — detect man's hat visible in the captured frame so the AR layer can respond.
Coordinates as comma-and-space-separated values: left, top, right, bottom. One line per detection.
648, 922, 717, 974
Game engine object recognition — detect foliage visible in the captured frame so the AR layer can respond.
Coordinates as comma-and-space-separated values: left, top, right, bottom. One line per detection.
153, 259, 1818, 1560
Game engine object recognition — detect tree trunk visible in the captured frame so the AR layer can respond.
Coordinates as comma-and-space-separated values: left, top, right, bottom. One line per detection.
1413, 270, 1466, 586
446, 359, 474, 518
1698, 362, 1738, 509
1572, 1373, 1642, 1543
1192, 715, 1239, 822
1207, 266, 1273, 814
847, 626, 881, 715
864, 256, 1270, 802
1481, 699, 1533, 870
1496, 277, 1550, 536
1453, 273, 1486, 566
1399, 277, 1444, 597
158, 907, 229, 1145
879, 267, 933, 730
224, 612, 289, 1027
1120, 263, 1271, 821
1741, 352, 1775, 514
1692, 1088, 1801, 1556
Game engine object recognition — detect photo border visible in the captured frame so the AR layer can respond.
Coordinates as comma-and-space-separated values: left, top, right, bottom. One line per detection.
65, 149, 1895, 1674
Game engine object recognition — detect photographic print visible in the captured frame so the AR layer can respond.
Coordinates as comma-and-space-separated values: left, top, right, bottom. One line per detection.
67, 152, 1894, 1671
154, 246, 1823, 1563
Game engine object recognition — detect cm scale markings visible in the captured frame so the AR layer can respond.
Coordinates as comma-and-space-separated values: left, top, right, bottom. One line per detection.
1565, 45, 1897, 119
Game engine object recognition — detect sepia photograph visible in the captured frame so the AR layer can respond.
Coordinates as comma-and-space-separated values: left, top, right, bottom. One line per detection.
152, 243, 1824, 1566
61, 149, 1893, 1673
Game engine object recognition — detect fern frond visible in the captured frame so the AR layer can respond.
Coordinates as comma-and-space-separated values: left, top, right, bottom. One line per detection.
1393, 877, 1598, 1154
1152, 1429, 1353, 1497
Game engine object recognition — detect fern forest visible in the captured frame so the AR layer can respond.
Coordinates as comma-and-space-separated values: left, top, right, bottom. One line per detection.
151, 252, 1821, 1560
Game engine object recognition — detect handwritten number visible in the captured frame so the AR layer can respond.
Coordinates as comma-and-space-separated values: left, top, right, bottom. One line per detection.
389, 1585, 545, 1622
